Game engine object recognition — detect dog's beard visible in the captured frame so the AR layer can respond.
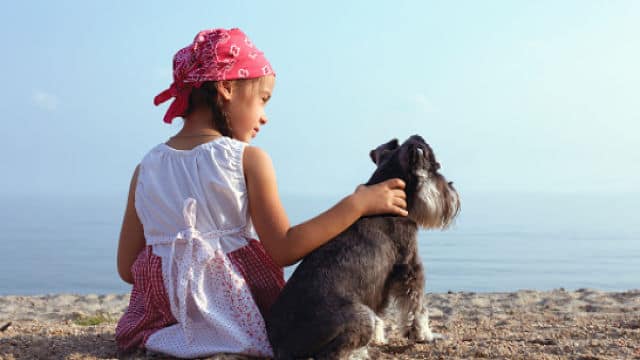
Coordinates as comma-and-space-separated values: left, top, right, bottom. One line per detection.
411, 170, 460, 229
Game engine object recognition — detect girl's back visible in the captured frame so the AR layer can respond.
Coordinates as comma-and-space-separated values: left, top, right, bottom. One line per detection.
136, 137, 250, 240
116, 136, 284, 357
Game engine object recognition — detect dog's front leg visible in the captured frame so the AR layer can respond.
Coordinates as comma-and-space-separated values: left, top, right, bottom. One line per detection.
391, 262, 443, 342
411, 296, 443, 342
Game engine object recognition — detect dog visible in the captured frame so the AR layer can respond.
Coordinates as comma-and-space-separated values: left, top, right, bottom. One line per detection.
265, 135, 460, 360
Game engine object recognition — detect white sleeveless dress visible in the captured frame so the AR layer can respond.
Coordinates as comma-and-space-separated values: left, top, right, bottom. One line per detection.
115, 137, 284, 358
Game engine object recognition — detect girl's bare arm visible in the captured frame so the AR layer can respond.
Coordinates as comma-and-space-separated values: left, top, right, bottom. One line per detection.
116, 165, 146, 284
244, 146, 407, 267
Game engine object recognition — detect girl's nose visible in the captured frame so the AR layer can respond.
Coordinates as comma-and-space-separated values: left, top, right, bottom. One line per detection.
260, 116, 267, 125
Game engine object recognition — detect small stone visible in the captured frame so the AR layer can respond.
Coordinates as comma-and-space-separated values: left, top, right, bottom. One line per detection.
69, 311, 88, 320
529, 338, 557, 346
583, 304, 599, 312
429, 308, 444, 319
0, 321, 11, 332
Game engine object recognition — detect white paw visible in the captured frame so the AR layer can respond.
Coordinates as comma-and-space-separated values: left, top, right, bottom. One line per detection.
370, 315, 388, 345
414, 309, 445, 342
347, 347, 370, 360
418, 329, 445, 342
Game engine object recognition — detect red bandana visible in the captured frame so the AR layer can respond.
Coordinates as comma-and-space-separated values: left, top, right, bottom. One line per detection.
154, 28, 275, 124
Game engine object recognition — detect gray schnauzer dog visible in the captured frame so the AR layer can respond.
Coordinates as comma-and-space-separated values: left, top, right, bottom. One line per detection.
266, 135, 460, 360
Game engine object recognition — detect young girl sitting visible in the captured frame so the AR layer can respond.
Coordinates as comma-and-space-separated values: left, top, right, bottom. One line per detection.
115, 27, 408, 358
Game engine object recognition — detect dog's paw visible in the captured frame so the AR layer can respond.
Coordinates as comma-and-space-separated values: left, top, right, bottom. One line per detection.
408, 326, 446, 343
408, 307, 448, 343
370, 316, 388, 345
347, 347, 370, 360
417, 331, 446, 343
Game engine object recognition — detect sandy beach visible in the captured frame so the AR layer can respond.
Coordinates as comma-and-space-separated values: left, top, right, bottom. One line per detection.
1, 288, 639, 359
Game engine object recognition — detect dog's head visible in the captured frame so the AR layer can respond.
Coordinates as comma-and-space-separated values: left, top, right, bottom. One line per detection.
367, 135, 460, 229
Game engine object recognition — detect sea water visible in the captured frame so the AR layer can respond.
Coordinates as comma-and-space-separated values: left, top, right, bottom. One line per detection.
0, 192, 638, 295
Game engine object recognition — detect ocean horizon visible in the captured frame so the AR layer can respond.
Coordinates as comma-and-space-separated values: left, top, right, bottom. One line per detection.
1, 191, 638, 296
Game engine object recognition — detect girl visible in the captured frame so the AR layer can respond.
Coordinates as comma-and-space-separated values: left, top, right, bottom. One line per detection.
115, 28, 408, 358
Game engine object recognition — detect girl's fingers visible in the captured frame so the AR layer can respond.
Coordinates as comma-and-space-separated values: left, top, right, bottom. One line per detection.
395, 206, 409, 216
392, 189, 406, 199
394, 197, 407, 209
384, 178, 405, 189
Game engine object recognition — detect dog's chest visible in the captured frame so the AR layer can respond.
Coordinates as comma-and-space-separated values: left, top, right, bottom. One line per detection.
330, 219, 416, 283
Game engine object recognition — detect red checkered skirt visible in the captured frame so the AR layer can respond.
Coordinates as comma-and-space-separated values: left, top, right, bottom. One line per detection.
115, 239, 285, 351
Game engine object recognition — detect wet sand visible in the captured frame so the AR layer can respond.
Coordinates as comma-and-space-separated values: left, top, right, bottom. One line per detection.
1, 288, 639, 359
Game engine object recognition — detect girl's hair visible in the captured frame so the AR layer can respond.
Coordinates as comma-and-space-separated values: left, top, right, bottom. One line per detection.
185, 82, 232, 137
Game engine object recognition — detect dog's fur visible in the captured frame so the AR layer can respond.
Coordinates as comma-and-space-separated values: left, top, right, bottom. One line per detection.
266, 135, 460, 359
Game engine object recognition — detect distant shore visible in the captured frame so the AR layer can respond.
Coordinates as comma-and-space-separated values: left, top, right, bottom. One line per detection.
1, 289, 639, 359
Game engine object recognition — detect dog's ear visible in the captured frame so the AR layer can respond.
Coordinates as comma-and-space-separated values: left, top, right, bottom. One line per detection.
370, 138, 399, 164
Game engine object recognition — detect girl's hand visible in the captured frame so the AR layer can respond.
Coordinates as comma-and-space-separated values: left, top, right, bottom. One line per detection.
353, 178, 408, 217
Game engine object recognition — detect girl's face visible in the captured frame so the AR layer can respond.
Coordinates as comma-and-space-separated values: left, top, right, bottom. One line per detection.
224, 75, 275, 143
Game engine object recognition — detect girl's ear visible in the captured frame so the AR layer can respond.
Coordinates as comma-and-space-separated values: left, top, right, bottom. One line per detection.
215, 80, 234, 101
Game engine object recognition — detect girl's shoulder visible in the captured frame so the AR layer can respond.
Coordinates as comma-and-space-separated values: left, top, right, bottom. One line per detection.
242, 145, 275, 182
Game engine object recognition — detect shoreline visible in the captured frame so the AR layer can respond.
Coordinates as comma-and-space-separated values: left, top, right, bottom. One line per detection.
1, 289, 639, 359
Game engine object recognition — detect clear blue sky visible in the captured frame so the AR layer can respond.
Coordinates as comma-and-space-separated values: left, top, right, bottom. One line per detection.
2, 1, 639, 200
